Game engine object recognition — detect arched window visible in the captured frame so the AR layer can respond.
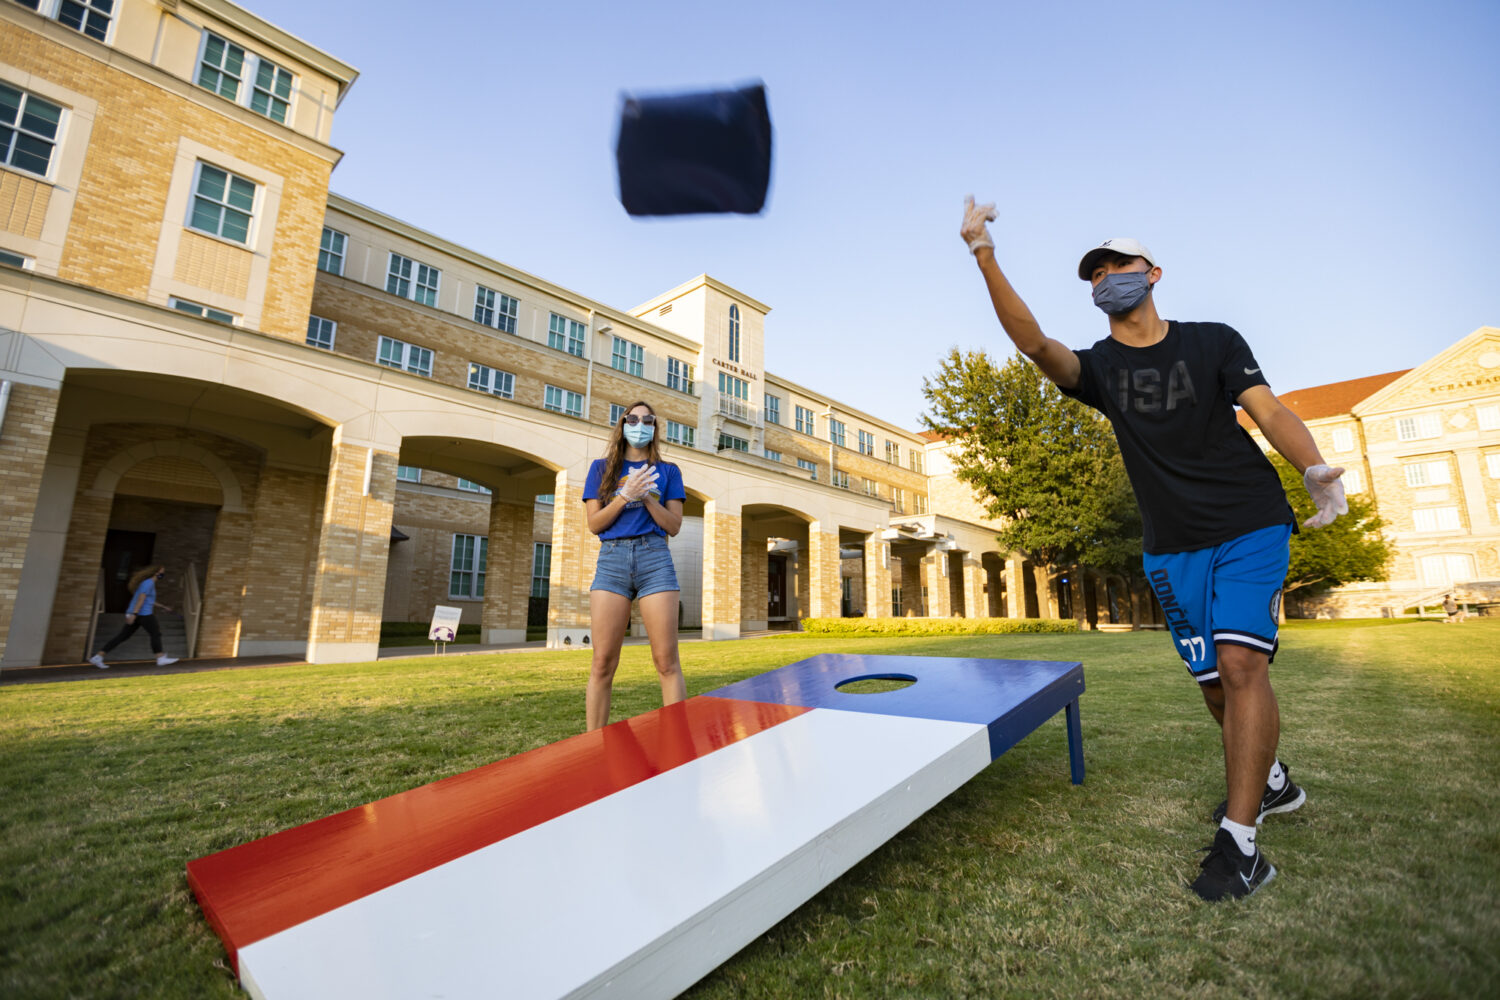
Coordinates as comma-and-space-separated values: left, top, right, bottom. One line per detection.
728, 304, 741, 362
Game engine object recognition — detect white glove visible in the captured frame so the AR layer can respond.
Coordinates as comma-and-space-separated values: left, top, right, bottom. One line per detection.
1302, 464, 1347, 528
961, 195, 996, 253
620, 465, 658, 502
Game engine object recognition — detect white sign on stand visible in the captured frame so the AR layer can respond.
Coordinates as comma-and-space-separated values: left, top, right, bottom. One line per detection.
428, 605, 463, 653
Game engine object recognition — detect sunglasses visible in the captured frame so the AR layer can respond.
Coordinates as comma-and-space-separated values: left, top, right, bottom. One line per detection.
621, 414, 656, 426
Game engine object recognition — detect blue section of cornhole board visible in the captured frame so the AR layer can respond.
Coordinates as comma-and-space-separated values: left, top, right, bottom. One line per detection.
708, 653, 1085, 781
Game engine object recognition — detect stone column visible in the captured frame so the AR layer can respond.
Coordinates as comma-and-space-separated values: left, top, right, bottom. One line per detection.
240, 465, 325, 657
808, 522, 842, 619
0, 382, 62, 666
741, 526, 769, 631
482, 498, 534, 644
962, 555, 985, 619
546, 474, 596, 648
306, 434, 398, 664
900, 556, 922, 616
701, 500, 742, 639
924, 548, 952, 618
1005, 555, 1029, 619
196, 505, 255, 658
864, 535, 892, 619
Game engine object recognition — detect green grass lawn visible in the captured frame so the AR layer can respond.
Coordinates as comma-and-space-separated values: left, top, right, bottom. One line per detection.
2, 620, 1497, 998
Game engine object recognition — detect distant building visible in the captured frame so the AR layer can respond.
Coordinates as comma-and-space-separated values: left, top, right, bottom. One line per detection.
1239, 326, 1500, 616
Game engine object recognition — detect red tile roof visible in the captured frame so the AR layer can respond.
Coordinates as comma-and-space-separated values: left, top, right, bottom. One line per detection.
1237, 370, 1409, 430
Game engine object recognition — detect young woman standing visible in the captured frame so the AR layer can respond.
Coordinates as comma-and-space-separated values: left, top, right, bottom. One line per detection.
582, 401, 686, 730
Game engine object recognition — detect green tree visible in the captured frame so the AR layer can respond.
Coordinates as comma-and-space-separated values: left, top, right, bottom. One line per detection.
1270, 454, 1392, 595
920, 348, 1142, 579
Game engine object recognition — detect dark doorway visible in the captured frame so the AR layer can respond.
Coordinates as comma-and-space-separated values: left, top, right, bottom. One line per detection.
768, 556, 787, 619
102, 530, 155, 612
1022, 560, 1040, 618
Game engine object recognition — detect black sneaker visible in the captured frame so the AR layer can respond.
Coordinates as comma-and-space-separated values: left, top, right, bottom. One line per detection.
1190, 827, 1276, 902
1212, 768, 1307, 824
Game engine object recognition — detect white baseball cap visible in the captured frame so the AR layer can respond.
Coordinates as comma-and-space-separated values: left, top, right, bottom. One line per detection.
1077, 238, 1158, 280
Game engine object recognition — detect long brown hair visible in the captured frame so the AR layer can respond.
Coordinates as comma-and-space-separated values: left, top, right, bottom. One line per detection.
600, 400, 664, 496
127, 564, 164, 593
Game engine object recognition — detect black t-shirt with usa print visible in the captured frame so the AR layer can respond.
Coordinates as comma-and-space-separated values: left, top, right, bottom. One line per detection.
1059, 320, 1293, 554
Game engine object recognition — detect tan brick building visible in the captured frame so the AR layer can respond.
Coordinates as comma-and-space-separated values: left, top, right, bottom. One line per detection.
0, 1, 1057, 671
1238, 326, 1500, 616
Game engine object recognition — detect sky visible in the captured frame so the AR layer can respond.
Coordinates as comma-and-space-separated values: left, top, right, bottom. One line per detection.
245, 0, 1500, 430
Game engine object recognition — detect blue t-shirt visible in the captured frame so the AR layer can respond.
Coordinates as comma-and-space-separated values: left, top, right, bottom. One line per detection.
583, 459, 685, 540
132, 577, 157, 615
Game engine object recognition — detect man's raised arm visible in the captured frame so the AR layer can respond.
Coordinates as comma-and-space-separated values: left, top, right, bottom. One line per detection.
961, 196, 1080, 389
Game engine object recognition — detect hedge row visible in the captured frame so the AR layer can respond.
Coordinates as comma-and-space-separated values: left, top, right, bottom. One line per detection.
799, 617, 1080, 636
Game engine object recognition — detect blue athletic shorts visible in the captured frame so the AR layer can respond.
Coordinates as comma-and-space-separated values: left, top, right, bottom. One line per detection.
590, 533, 680, 600
1143, 522, 1291, 684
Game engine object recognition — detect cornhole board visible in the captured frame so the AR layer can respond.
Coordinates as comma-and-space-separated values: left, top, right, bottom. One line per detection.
187, 653, 1084, 999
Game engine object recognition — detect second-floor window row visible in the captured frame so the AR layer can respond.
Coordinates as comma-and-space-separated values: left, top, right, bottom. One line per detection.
197, 31, 295, 124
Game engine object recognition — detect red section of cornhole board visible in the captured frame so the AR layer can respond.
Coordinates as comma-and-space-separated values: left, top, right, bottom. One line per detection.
187, 695, 808, 971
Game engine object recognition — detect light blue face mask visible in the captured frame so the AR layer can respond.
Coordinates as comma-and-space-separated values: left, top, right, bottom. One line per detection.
623, 423, 655, 447
1091, 270, 1153, 315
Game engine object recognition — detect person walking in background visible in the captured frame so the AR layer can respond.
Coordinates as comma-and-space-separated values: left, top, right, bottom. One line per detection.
89, 564, 179, 669
582, 401, 687, 731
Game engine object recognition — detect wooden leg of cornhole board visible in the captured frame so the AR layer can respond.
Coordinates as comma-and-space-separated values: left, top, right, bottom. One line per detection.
187, 654, 1083, 1000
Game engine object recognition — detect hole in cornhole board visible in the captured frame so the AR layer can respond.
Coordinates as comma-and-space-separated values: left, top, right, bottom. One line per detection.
834, 673, 918, 694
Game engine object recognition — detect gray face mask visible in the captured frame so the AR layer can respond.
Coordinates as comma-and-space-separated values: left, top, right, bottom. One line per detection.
1092, 270, 1152, 315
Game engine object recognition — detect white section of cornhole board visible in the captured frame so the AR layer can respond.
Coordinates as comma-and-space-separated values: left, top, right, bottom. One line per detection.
238, 708, 991, 1000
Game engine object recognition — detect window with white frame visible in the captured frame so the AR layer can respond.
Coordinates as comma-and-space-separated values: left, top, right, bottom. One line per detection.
1477, 405, 1500, 431
197, 32, 294, 123
1412, 507, 1460, 533
891, 587, 902, 617
794, 405, 814, 434
764, 448, 782, 462
1404, 460, 1451, 488
449, 533, 487, 598
797, 457, 817, 481
1341, 467, 1363, 493
891, 487, 904, 513
169, 297, 235, 324
612, 336, 645, 377
718, 372, 749, 400
1420, 553, 1474, 587
547, 313, 585, 356
1332, 427, 1354, 452
456, 478, 491, 494
764, 393, 781, 424
535, 494, 555, 504
828, 418, 846, 448
188, 163, 256, 244
667, 357, 694, 394
396, 465, 422, 483
377, 335, 432, 376
1487, 454, 1500, 479
728, 304, 741, 362
857, 430, 875, 456
885, 439, 899, 463
0, 248, 29, 268
305, 315, 335, 350
474, 286, 519, 333
831, 470, 850, 489
531, 542, 552, 598
544, 384, 583, 417
318, 227, 346, 275
0, 83, 62, 179
910, 449, 924, 474
863, 478, 879, 497
915, 493, 928, 514
387, 253, 440, 306
467, 362, 514, 398
1397, 413, 1442, 442
22, 0, 115, 43
665, 420, 695, 447
609, 403, 627, 426
719, 432, 749, 453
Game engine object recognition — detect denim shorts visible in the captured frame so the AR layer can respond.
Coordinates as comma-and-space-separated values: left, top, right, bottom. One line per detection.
590, 533, 680, 600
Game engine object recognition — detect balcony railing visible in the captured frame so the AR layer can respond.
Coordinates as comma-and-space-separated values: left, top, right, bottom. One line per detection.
716, 397, 757, 423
